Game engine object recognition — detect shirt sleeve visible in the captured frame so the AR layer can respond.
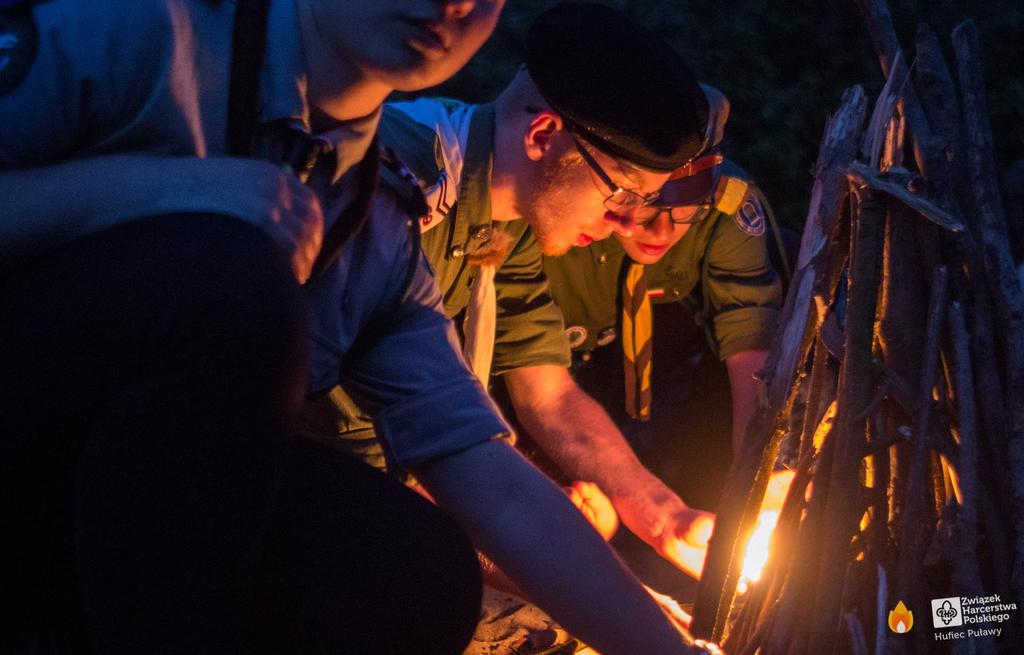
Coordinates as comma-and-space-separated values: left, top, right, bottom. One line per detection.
0, 1, 176, 167
339, 191, 511, 471
705, 186, 783, 360
491, 225, 572, 374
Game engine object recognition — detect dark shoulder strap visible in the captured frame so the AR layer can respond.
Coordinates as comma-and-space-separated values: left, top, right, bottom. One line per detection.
226, 0, 271, 156
308, 137, 381, 281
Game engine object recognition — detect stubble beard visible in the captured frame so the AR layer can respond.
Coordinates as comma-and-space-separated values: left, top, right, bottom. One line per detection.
517, 152, 586, 257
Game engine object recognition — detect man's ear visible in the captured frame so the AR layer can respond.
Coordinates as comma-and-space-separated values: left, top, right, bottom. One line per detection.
523, 110, 564, 162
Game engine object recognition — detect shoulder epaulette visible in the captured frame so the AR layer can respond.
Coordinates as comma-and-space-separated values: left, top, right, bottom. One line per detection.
713, 176, 750, 215
379, 146, 430, 224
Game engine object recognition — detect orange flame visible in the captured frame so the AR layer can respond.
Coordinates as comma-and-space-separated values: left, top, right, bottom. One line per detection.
887, 600, 914, 633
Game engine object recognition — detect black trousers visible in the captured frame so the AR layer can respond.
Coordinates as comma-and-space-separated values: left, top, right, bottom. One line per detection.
1, 215, 480, 654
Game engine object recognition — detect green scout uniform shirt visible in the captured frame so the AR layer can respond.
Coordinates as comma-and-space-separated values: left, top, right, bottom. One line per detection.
544, 172, 782, 364
379, 99, 571, 374
297, 100, 570, 473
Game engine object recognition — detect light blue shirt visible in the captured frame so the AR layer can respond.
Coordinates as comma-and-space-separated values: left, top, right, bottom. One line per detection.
0, 0, 510, 469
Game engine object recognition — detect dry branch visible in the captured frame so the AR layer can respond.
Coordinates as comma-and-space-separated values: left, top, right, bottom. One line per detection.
807, 183, 888, 654
952, 21, 1024, 613
846, 162, 963, 232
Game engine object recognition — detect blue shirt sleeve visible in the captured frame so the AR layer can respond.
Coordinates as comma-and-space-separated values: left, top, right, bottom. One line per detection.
308, 187, 511, 471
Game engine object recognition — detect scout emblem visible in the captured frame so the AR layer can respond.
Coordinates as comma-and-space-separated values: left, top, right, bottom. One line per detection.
420, 168, 454, 229
734, 194, 767, 237
0, 3, 37, 97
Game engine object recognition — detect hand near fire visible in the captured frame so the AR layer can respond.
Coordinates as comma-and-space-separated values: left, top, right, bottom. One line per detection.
610, 478, 716, 579
566, 481, 620, 541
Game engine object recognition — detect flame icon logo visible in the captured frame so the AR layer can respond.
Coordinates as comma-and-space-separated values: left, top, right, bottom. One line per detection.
888, 600, 914, 633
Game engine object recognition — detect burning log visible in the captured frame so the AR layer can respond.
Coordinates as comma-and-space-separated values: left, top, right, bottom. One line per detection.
689, 2, 1023, 652
689, 84, 868, 643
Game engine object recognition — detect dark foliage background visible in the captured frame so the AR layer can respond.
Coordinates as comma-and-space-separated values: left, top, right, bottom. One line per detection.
398, 0, 1023, 230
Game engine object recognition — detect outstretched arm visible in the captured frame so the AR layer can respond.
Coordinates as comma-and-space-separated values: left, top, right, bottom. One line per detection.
415, 439, 703, 655
504, 364, 714, 577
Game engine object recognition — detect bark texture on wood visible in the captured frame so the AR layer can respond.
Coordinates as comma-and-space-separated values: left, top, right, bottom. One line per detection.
807, 186, 887, 654
953, 20, 1024, 618
948, 302, 997, 655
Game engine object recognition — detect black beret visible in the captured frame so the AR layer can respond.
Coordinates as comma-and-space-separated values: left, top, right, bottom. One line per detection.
526, 3, 708, 172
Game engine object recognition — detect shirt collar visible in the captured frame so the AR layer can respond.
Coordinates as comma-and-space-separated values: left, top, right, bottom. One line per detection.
259, 0, 380, 184
458, 103, 496, 232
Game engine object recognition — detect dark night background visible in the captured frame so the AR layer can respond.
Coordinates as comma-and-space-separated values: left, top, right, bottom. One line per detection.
396, 1, 1022, 599
401, 0, 1023, 232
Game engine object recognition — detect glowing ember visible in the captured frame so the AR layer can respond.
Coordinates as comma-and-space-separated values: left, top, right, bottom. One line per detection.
737, 510, 779, 593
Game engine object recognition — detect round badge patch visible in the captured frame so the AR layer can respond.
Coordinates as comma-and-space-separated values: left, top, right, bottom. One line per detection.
564, 325, 588, 349
734, 196, 766, 237
0, 6, 37, 97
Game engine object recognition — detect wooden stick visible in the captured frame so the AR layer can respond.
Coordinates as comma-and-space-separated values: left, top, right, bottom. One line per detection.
947, 301, 997, 655
845, 611, 870, 655
846, 162, 964, 232
767, 419, 839, 655
853, 0, 952, 188
952, 20, 1024, 613
799, 339, 830, 463
896, 266, 948, 654
868, 411, 892, 592
879, 201, 928, 411
860, 50, 906, 170
913, 23, 972, 220
873, 564, 888, 655
807, 182, 888, 654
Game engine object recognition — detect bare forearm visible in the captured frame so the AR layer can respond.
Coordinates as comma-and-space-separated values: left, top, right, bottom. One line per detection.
415, 441, 697, 655
726, 350, 769, 456
506, 366, 657, 498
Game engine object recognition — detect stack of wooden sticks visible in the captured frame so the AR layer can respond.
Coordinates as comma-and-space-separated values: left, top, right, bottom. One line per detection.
688, 2, 1024, 653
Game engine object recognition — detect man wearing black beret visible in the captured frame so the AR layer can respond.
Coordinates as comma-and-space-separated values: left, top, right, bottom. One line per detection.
301, 3, 717, 578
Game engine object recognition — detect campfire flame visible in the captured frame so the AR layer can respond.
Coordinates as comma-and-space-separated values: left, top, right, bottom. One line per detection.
737, 510, 779, 594
887, 600, 914, 633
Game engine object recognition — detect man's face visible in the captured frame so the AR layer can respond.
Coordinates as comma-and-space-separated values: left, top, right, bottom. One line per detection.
520, 134, 670, 257
308, 0, 504, 92
613, 205, 702, 265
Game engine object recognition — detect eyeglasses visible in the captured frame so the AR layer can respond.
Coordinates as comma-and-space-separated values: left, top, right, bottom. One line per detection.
626, 151, 724, 227
627, 204, 712, 228
569, 133, 660, 213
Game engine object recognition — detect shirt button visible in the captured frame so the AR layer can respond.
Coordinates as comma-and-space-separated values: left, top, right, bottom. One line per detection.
598, 254, 608, 265
670, 288, 682, 297
449, 245, 465, 258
